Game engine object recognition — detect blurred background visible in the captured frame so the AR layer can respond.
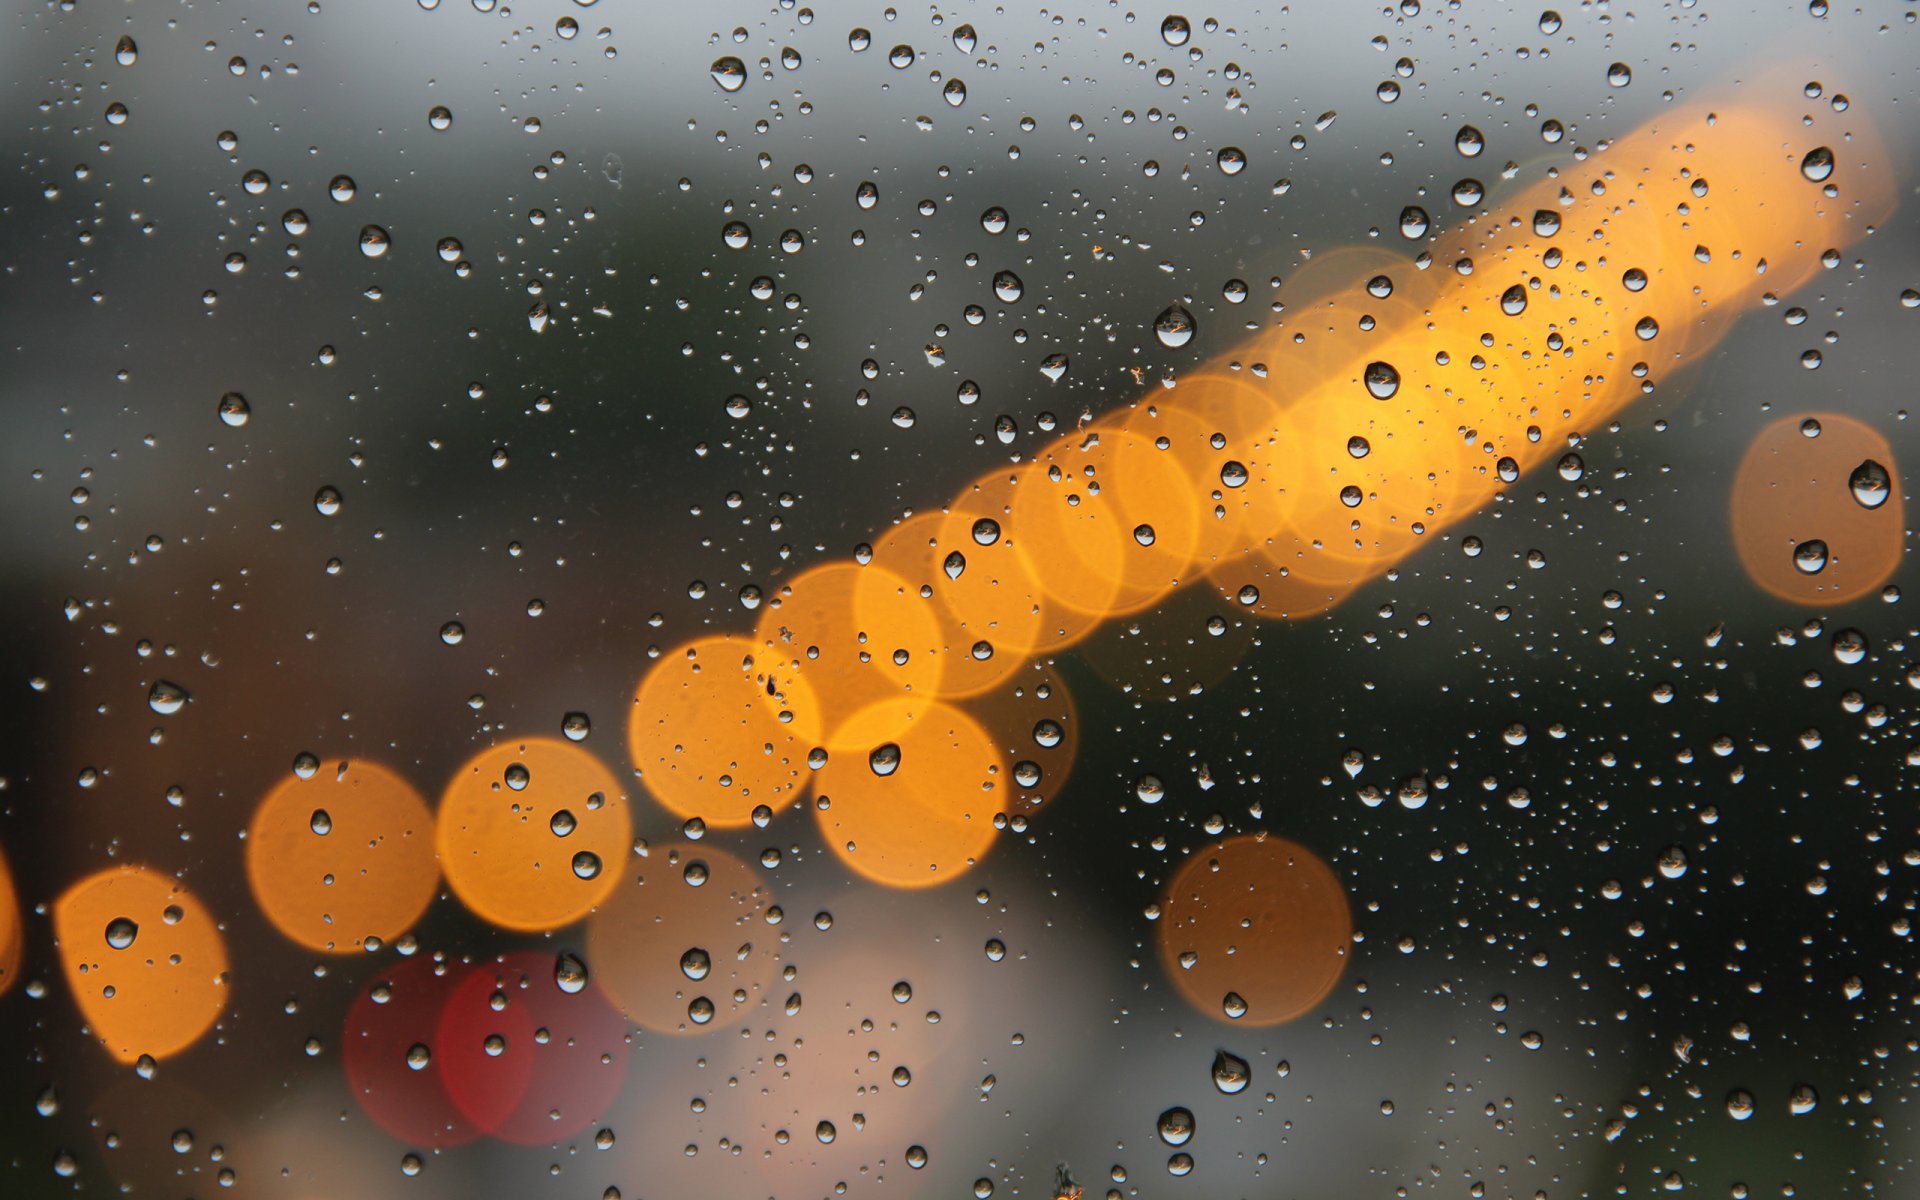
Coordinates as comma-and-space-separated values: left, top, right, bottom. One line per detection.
2, 0, 1919, 1197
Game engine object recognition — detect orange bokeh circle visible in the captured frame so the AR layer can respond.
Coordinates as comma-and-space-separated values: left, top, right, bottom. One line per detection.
629, 633, 811, 829
812, 698, 1004, 888
437, 738, 632, 932
53, 865, 231, 1062
1729, 413, 1901, 606
585, 845, 778, 1035
246, 759, 439, 954
754, 561, 947, 748
1157, 834, 1351, 1027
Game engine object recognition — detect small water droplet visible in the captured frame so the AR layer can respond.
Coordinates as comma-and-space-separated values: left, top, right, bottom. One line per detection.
1039, 353, 1069, 381
1399, 206, 1429, 239
357, 225, 390, 259
309, 808, 332, 835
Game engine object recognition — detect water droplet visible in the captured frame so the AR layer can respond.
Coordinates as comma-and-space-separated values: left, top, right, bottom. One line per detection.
147, 679, 188, 715
554, 951, 589, 994
1153, 304, 1197, 348
1339, 485, 1364, 508
1849, 458, 1890, 508
1399, 206, 1429, 239
427, 105, 453, 131
1788, 1083, 1818, 1115
1039, 354, 1069, 381
1832, 627, 1868, 665
1606, 61, 1632, 87
953, 23, 977, 52
1221, 991, 1247, 1019
550, 809, 577, 837
1364, 360, 1401, 399
993, 270, 1024, 302
1793, 539, 1829, 575
1216, 146, 1246, 176
888, 43, 914, 69
104, 917, 138, 950
114, 35, 138, 66
357, 225, 389, 258
971, 517, 1001, 545
1222, 278, 1248, 303
1500, 284, 1528, 316
405, 1042, 431, 1070
1540, 10, 1563, 33
312, 485, 342, 517
1623, 267, 1648, 292
309, 808, 332, 835
711, 56, 747, 92
1219, 460, 1248, 488
848, 27, 871, 52
1656, 846, 1689, 879
1157, 1106, 1195, 1146
1212, 1049, 1250, 1094
1133, 524, 1157, 546
869, 743, 902, 777
1451, 178, 1485, 207
1557, 453, 1584, 482
292, 751, 320, 780
679, 947, 711, 981
571, 850, 602, 880
1800, 146, 1835, 183
815, 1120, 837, 1144
1161, 14, 1192, 46
1135, 774, 1165, 804
943, 78, 967, 107
980, 206, 1009, 234
1725, 1088, 1754, 1120
943, 551, 967, 580
1348, 435, 1371, 458
855, 180, 879, 210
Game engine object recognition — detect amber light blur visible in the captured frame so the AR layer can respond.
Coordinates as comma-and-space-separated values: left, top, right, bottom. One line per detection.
624, 84, 1894, 967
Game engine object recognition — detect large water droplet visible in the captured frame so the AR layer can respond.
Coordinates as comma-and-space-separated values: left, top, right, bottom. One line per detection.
1399, 205, 1429, 239
357, 225, 389, 258
953, 23, 977, 52
980, 206, 1009, 234
1157, 1106, 1195, 1146
1153, 304, 1197, 348
105, 917, 139, 950
1161, 14, 1192, 46
1216, 146, 1246, 175
147, 679, 188, 715
554, 951, 589, 994
680, 947, 711, 981
711, 56, 747, 92
1800, 146, 1835, 183
943, 551, 967, 580
114, 35, 138, 66
1211, 1049, 1250, 1094
1726, 1088, 1754, 1120
571, 850, 602, 880
1792, 539, 1829, 575
1849, 458, 1890, 508
869, 743, 902, 776
993, 270, 1024, 302
1788, 1083, 1818, 1115
943, 78, 967, 107
1606, 61, 1632, 87
1500, 284, 1528, 316
1364, 360, 1401, 399
1039, 353, 1069, 381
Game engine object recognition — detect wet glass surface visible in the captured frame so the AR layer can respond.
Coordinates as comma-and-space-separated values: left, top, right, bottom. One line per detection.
3, 2, 1920, 1197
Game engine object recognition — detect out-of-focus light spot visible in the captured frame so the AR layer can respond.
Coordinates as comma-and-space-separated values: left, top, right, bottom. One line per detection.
53, 865, 230, 1062
436, 738, 631, 932
586, 845, 776, 1034
1729, 413, 1901, 605
629, 632, 810, 829
1158, 834, 1351, 1026
246, 759, 438, 953
813, 698, 1002, 887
